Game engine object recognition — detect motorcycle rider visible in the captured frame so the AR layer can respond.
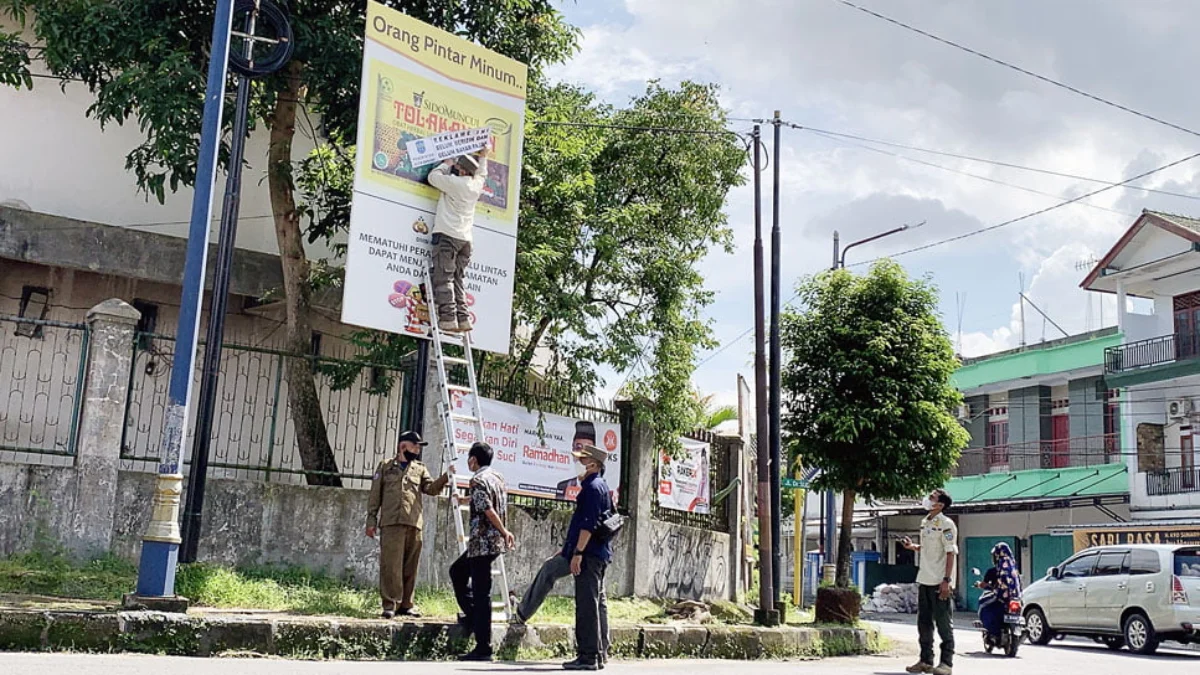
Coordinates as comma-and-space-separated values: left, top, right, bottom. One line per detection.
976, 542, 1022, 642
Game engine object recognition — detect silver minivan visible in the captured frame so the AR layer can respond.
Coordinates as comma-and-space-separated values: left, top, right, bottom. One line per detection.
1022, 544, 1200, 654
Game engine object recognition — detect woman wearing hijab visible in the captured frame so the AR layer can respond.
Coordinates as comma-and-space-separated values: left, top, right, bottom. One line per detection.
976, 542, 1023, 640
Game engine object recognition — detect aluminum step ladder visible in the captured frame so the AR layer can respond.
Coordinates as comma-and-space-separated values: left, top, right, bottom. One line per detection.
425, 268, 512, 623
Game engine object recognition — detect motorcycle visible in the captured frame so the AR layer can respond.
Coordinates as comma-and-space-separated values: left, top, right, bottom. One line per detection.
971, 567, 1025, 657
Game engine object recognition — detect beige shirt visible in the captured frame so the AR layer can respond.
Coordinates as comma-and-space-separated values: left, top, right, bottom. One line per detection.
366, 458, 449, 530
428, 158, 489, 242
917, 512, 959, 587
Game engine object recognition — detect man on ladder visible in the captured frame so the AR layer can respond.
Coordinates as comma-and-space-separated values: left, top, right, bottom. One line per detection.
427, 143, 491, 333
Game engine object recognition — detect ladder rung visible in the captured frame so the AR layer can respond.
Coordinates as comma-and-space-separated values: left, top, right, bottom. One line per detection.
446, 384, 474, 394
442, 356, 470, 367
452, 414, 479, 423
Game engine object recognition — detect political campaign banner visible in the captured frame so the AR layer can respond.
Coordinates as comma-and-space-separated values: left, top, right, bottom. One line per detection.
404, 126, 493, 169
342, 1, 527, 354
657, 438, 711, 514
448, 393, 622, 502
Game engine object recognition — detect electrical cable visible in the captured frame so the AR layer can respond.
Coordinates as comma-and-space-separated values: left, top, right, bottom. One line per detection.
852, 149, 1200, 265
832, 0, 1200, 140
793, 124, 1200, 202
805, 128, 1136, 218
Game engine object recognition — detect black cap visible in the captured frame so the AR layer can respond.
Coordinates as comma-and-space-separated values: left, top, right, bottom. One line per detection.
398, 430, 428, 446
574, 420, 596, 443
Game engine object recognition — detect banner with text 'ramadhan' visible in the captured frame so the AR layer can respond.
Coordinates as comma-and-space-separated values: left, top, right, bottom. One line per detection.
449, 394, 623, 502
657, 438, 711, 514
342, 2, 527, 354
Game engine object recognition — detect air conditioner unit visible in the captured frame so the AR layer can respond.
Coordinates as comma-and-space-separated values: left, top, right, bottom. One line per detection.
955, 404, 970, 421
1168, 398, 1194, 418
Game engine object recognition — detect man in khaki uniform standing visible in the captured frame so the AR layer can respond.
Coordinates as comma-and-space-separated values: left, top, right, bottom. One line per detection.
366, 430, 449, 618
902, 488, 959, 675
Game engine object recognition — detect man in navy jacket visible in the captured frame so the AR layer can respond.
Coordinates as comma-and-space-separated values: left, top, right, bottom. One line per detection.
561, 443, 613, 671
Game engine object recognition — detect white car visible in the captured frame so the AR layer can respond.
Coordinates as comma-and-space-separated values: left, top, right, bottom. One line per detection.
1022, 544, 1200, 655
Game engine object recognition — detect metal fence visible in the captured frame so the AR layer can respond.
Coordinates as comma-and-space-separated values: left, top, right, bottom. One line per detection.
121, 332, 413, 490
1146, 466, 1200, 496
954, 434, 1121, 477
0, 314, 89, 466
651, 429, 733, 533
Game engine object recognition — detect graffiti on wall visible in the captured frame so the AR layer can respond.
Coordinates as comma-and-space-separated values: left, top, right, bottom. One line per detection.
648, 523, 728, 600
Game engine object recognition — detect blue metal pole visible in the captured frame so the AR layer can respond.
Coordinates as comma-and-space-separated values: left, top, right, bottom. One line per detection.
135, 0, 236, 598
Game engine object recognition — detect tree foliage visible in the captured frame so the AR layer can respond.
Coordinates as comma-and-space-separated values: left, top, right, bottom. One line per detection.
2, 0, 576, 484
780, 261, 968, 586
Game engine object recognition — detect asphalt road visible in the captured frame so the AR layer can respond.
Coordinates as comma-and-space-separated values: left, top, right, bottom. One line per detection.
5, 621, 1199, 674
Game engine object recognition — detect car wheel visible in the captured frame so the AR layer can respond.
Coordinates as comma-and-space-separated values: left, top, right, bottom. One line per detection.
1123, 613, 1160, 656
1102, 636, 1124, 651
1025, 607, 1054, 645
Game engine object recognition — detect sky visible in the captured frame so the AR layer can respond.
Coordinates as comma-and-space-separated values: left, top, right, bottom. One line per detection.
547, 0, 1200, 408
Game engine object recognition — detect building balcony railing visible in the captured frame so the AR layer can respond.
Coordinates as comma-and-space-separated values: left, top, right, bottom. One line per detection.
1145, 466, 1200, 496
1105, 332, 1200, 374
954, 434, 1120, 477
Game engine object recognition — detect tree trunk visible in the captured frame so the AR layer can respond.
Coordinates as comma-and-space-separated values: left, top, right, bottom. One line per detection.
835, 488, 856, 587
267, 61, 342, 487
504, 313, 553, 398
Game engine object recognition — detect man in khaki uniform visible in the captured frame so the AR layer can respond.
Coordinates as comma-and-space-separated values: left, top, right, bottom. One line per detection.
366, 430, 449, 618
902, 488, 959, 675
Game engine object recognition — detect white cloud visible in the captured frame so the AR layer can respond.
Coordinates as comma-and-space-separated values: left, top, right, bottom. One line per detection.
554, 0, 1200, 401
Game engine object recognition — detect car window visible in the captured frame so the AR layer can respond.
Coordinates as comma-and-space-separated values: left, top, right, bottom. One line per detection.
1061, 553, 1097, 578
1094, 551, 1129, 576
1175, 549, 1200, 577
1129, 549, 1162, 575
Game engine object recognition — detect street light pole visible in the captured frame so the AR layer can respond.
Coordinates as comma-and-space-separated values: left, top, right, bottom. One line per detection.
768, 111, 783, 616
822, 223, 912, 583
133, 0, 236, 602
752, 125, 778, 626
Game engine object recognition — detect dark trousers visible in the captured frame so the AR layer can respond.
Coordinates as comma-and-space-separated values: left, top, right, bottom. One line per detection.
450, 552, 497, 652
517, 553, 571, 622
574, 555, 610, 662
978, 594, 1004, 637
430, 233, 472, 324
917, 583, 955, 667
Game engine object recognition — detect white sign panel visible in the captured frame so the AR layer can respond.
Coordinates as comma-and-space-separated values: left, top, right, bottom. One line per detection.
404, 126, 493, 168
449, 394, 622, 502
657, 438, 711, 514
342, 2, 527, 355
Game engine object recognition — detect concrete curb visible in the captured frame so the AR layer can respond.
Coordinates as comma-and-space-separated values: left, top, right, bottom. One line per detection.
0, 608, 884, 661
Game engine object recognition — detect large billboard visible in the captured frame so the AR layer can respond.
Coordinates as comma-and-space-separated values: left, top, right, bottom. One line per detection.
342, 2, 527, 354
448, 394, 623, 501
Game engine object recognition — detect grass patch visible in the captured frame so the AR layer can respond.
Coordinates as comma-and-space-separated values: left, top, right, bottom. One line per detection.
0, 552, 135, 601
0, 553, 669, 624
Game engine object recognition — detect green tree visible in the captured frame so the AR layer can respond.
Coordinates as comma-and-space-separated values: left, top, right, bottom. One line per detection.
694, 391, 737, 431
780, 261, 968, 587
2, 0, 576, 485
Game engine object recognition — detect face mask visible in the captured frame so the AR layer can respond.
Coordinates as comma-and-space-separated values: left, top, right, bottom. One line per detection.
577, 465, 589, 480
921, 496, 935, 511
404, 450, 420, 462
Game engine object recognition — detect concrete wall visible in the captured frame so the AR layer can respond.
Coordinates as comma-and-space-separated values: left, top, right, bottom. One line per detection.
0, 298, 741, 602
0, 28, 337, 260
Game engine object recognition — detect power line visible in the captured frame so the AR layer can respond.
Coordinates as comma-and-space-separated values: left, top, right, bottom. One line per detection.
854, 149, 1200, 265
805, 128, 1135, 218
793, 124, 1200, 202
832, 0, 1200, 140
